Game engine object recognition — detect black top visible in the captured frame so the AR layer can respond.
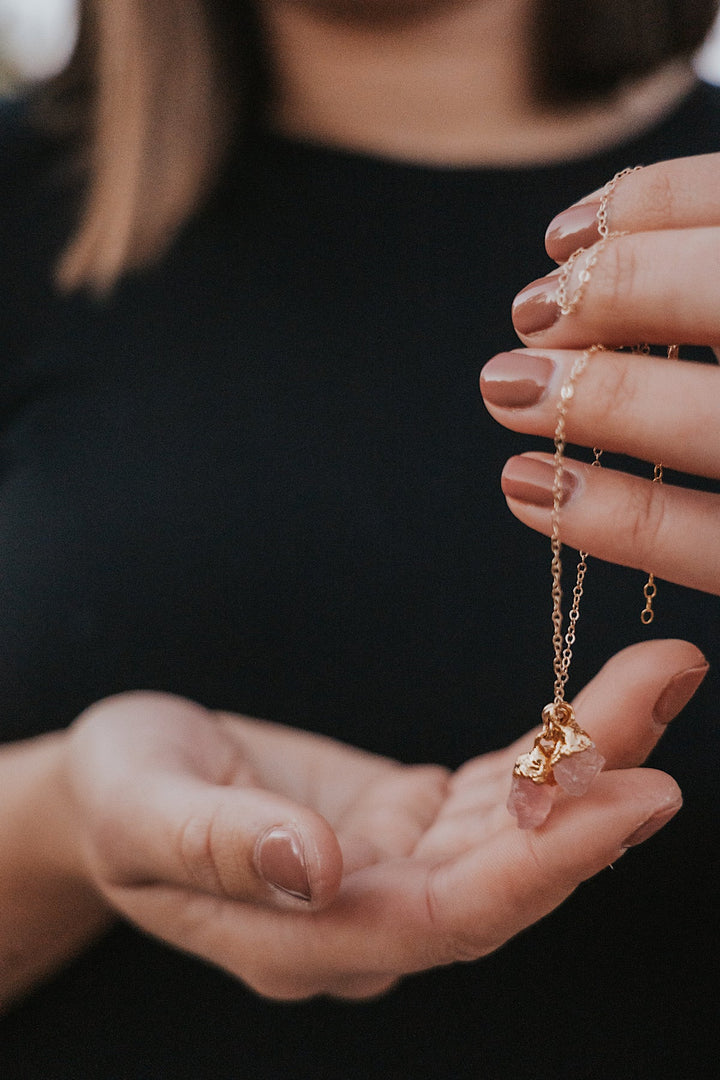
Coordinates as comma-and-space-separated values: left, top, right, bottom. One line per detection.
1, 83, 719, 1079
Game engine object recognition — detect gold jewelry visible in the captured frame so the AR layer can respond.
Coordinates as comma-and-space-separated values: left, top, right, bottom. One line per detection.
596, 166, 643, 238
556, 238, 610, 316
555, 167, 640, 317
508, 167, 653, 829
507, 347, 606, 829
640, 343, 679, 624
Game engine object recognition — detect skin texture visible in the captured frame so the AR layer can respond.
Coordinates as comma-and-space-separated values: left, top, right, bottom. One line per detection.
4, 328, 712, 1003
2, 639, 700, 1007
480, 152, 720, 596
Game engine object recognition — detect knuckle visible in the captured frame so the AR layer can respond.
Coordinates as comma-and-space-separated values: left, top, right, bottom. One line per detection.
177, 807, 232, 897
638, 167, 676, 229
593, 235, 640, 314
624, 477, 669, 567
586, 353, 637, 433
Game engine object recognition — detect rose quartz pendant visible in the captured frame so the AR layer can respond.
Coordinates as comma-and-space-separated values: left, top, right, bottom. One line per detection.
553, 745, 606, 796
508, 701, 605, 828
507, 774, 555, 829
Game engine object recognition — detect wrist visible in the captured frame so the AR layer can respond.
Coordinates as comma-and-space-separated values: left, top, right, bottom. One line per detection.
0, 731, 114, 1005
11, 730, 95, 885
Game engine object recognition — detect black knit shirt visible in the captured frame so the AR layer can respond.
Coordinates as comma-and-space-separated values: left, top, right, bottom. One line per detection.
1, 82, 719, 1079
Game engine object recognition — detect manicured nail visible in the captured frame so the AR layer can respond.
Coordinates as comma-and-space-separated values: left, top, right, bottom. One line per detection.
501, 455, 577, 508
652, 661, 709, 727
480, 352, 555, 408
256, 827, 312, 902
545, 202, 601, 261
512, 275, 561, 335
620, 802, 682, 849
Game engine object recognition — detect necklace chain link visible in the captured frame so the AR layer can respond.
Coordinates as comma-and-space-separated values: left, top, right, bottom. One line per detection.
550, 347, 604, 705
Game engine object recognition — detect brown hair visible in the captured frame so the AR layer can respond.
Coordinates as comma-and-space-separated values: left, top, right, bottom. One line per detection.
533, 0, 720, 102
47, 0, 719, 292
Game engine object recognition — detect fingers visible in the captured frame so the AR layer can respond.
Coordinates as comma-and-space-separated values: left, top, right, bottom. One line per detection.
480, 347, 720, 593
504, 639, 708, 773
512, 228, 720, 347
215, 711, 441, 839
483, 153, 720, 598
428, 766, 682, 960
513, 153, 720, 348
90, 654, 692, 1003
120, 764, 680, 1000
332, 766, 450, 863
139, 776, 342, 910
432, 633, 693, 958
481, 347, 720, 477
545, 151, 720, 262
565, 639, 707, 769
69, 693, 343, 911
499, 451, 720, 594
218, 713, 450, 867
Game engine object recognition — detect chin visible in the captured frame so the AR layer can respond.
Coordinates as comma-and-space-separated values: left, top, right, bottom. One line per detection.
275, 0, 466, 25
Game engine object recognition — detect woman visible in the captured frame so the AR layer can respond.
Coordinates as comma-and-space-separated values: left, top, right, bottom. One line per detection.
1, 0, 719, 1075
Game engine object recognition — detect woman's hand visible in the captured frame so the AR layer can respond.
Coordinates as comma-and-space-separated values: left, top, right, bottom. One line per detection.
57, 638, 703, 1002
480, 152, 720, 594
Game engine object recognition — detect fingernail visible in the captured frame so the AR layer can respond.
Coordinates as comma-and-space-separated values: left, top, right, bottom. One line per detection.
620, 802, 681, 849
501, 455, 578, 508
652, 661, 709, 727
480, 352, 555, 408
545, 202, 601, 261
256, 827, 312, 902
512, 275, 561, 335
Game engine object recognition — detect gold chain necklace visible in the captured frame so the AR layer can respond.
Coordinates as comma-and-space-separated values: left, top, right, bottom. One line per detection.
507, 168, 675, 829
507, 346, 607, 829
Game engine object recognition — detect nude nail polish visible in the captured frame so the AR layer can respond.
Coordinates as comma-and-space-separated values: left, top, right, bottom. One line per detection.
545, 202, 602, 261
501, 456, 578, 508
620, 803, 682, 849
652, 662, 709, 727
480, 352, 554, 408
256, 827, 312, 902
512, 276, 561, 335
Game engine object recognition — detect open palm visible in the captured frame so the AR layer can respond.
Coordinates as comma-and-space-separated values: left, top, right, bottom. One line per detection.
65, 638, 700, 1001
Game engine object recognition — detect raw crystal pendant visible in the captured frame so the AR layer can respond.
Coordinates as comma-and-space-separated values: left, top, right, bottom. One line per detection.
507, 773, 555, 829
553, 744, 605, 796
507, 701, 605, 828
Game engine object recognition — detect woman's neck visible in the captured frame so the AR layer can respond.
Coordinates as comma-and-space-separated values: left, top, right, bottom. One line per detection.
260, 0, 696, 165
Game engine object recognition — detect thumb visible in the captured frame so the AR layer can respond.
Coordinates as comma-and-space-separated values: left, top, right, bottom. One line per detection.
69, 692, 343, 911
141, 776, 344, 910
